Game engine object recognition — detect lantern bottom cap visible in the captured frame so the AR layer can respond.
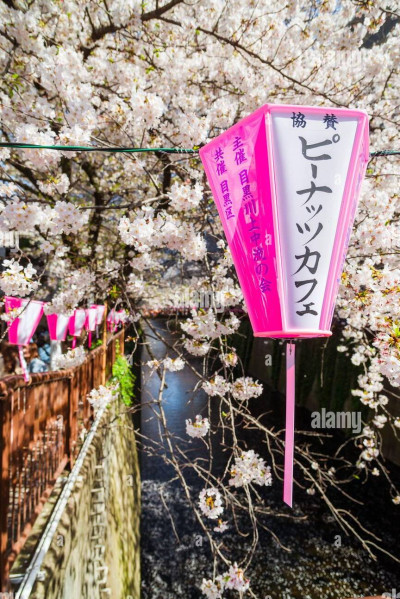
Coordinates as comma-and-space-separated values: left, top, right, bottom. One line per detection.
253, 330, 332, 339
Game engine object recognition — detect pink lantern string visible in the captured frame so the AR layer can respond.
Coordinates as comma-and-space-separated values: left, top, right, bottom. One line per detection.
4, 296, 45, 382
68, 309, 87, 349
200, 103, 369, 506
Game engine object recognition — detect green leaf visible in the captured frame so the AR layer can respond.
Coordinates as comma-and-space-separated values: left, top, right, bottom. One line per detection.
111, 342, 136, 406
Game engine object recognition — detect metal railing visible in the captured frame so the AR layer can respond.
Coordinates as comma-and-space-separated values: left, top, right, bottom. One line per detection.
0, 329, 124, 590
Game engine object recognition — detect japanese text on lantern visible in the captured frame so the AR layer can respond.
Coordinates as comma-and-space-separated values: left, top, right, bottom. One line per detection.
292, 112, 340, 317
233, 135, 272, 295
213, 147, 234, 220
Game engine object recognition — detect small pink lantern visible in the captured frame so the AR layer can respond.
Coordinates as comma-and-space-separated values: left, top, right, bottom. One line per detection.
116, 309, 128, 326
94, 304, 106, 327
107, 308, 127, 332
200, 104, 369, 506
85, 306, 98, 348
68, 308, 87, 349
4, 296, 45, 382
89, 304, 106, 340
46, 313, 70, 342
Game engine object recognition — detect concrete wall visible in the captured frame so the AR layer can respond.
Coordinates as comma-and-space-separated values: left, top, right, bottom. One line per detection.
11, 405, 140, 598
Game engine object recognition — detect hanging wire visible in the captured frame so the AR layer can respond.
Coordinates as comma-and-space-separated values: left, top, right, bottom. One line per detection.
0, 142, 199, 154
0, 142, 398, 157
369, 150, 400, 157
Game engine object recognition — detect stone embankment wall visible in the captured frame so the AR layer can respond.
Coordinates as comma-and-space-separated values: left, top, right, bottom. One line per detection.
11, 405, 140, 599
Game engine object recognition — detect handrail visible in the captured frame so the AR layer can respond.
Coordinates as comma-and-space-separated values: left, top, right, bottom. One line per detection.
0, 334, 116, 394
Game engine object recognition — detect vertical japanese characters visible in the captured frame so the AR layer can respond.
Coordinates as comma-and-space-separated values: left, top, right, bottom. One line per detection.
291, 112, 340, 317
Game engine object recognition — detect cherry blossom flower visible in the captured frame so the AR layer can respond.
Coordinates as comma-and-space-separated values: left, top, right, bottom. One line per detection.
223, 563, 250, 593
202, 375, 231, 397
40, 240, 54, 254
230, 377, 263, 401
373, 414, 387, 429
201, 577, 225, 599
163, 357, 185, 372
219, 352, 238, 367
1, 306, 24, 323
361, 447, 380, 461
199, 488, 224, 520
183, 338, 211, 356
186, 415, 210, 438
213, 519, 229, 533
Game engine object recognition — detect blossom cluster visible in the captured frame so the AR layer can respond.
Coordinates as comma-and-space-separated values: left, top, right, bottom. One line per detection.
119, 207, 206, 261
53, 346, 86, 370
87, 384, 118, 411
0, 259, 38, 297
181, 311, 241, 342
146, 357, 186, 372
229, 450, 272, 488
44, 269, 95, 315
202, 375, 263, 400
201, 563, 250, 598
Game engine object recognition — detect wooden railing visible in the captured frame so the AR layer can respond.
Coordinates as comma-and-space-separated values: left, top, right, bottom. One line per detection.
0, 329, 124, 590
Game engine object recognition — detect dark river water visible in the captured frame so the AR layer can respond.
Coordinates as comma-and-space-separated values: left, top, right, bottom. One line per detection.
139, 319, 400, 599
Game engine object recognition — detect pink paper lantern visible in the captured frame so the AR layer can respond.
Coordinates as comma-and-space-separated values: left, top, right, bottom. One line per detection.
200, 104, 369, 506
46, 313, 70, 342
93, 304, 106, 327
4, 296, 45, 381
85, 306, 98, 332
68, 309, 87, 348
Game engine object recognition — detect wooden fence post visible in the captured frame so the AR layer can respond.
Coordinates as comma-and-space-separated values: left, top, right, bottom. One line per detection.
120, 324, 125, 356
101, 303, 108, 386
